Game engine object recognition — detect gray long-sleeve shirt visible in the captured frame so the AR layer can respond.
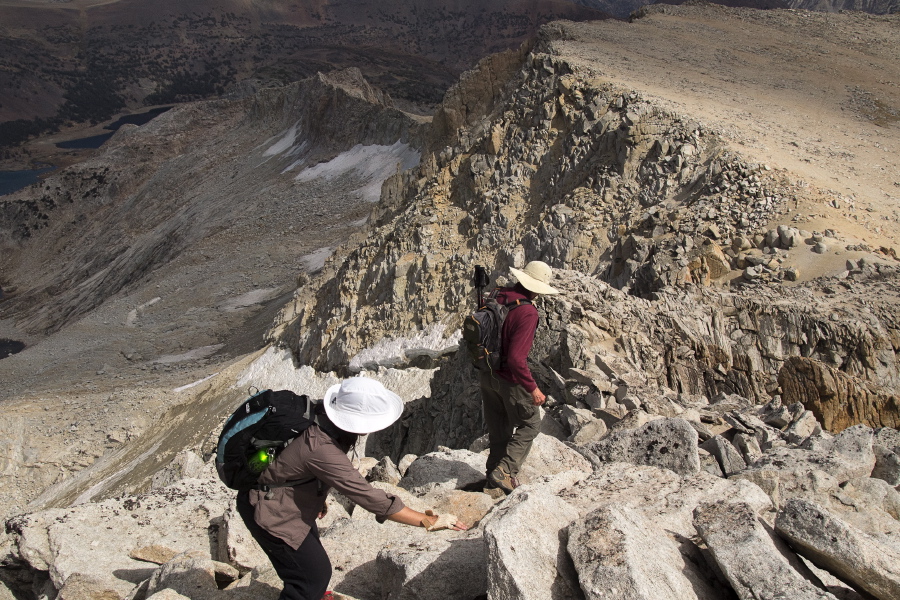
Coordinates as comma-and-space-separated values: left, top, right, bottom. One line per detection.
249, 424, 405, 549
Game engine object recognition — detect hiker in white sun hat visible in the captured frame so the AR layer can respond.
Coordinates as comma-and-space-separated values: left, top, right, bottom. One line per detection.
478, 260, 559, 495
238, 376, 467, 600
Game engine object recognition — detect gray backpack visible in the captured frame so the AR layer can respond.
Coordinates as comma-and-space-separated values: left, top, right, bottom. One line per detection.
462, 292, 530, 372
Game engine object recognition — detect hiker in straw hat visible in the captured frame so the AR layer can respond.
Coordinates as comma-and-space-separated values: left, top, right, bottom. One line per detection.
237, 376, 467, 600
479, 261, 559, 494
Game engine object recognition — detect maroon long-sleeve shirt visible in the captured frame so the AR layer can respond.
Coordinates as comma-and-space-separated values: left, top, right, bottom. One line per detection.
493, 286, 539, 393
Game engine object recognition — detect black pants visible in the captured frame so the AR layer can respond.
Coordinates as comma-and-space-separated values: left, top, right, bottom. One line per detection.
236, 491, 332, 600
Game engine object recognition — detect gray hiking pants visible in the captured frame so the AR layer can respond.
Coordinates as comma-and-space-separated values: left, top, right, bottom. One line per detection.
480, 372, 540, 478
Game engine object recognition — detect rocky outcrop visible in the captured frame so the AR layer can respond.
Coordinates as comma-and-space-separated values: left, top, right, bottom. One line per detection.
568, 505, 722, 599
376, 536, 487, 600
694, 501, 835, 600
3, 8, 900, 600
4, 402, 899, 600
281, 31, 808, 372
780, 356, 900, 431
275, 21, 900, 447
369, 267, 900, 463
584, 417, 700, 476
482, 488, 582, 600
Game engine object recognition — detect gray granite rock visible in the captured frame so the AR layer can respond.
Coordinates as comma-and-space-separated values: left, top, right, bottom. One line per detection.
320, 518, 433, 597
733, 432, 763, 464
517, 434, 593, 485
145, 553, 220, 600
568, 505, 726, 599
776, 499, 900, 600
872, 444, 900, 486
700, 435, 747, 477
694, 501, 836, 600
482, 489, 582, 600
367, 455, 403, 486
376, 535, 487, 600
586, 418, 700, 476
739, 425, 876, 502
398, 448, 487, 494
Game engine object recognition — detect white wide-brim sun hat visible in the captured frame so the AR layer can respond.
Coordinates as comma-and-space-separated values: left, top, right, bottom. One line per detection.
509, 260, 560, 295
323, 376, 404, 434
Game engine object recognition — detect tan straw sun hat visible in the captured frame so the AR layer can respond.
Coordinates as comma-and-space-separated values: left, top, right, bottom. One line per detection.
509, 261, 559, 295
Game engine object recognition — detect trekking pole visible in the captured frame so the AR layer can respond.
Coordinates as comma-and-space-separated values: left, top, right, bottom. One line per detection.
473, 265, 489, 308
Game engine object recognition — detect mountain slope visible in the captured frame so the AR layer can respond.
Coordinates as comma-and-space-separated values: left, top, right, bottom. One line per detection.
0, 68, 424, 394
0, 8, 899, 599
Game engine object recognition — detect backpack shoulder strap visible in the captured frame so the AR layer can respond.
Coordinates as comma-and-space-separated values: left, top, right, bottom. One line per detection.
503, 298, 532, 312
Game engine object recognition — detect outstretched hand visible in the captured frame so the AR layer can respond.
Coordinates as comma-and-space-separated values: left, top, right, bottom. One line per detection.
422, 510, 468, 531
387, 506, 468, 530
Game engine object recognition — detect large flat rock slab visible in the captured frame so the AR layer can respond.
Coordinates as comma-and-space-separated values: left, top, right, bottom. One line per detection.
775, 499, 900, 600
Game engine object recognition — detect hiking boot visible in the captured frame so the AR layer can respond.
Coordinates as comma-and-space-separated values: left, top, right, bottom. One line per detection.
487, 467, 518, 494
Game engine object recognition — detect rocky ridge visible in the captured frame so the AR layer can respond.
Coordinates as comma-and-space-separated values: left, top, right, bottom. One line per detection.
3, 400, 899, 599
275, 14, 900, 401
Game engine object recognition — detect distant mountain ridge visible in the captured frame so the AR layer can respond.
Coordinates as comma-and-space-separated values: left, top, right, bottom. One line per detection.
0, 0, 608, 151
572, 0, 896, 19
787, 0, 897, 11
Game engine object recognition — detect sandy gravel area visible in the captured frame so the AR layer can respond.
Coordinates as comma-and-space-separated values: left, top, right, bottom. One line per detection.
555, 6, 900, 248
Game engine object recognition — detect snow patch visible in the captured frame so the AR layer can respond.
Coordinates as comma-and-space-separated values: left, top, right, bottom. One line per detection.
264, 122, 301, 157
238, 347, 436, 402
218, 288, 281, 312
349, 324, 460, 372
155, 344, 224, 365
294, 141, 420, 202
300, 247, 333, 272
173, 372, 219, 392
237, 347, 341, 398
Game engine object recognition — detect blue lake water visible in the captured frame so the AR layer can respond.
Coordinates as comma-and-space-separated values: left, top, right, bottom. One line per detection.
56, 132, 115, 149
0, 166, 55, 196
0, 106, 173, 196
55, 106, 172, 150
0, 339, 26, 360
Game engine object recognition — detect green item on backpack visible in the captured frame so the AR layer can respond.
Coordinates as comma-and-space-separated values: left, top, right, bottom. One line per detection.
215, 389, 316, 491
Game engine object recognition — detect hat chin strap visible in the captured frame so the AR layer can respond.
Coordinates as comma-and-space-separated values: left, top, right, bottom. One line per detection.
314, 403, 359, 451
